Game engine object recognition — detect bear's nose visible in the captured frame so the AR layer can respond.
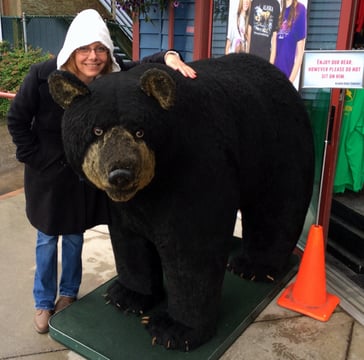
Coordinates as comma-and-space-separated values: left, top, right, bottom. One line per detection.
108, 168, 133, 187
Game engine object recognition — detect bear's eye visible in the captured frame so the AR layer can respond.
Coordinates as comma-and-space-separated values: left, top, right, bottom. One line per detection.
135, 129, 144, 139
93, 127, 103, 136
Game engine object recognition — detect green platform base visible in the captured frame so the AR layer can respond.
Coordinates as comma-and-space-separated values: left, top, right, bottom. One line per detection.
50, 255, 298, 360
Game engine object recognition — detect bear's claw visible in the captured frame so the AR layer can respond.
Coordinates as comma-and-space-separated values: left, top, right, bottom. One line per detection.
105, 280, 157, 314
226, 262, 275, 283
185, 340, 190, 352
142, 311, 209, 352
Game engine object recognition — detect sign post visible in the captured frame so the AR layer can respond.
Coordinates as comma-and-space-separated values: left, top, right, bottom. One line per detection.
301, 50, 364, 226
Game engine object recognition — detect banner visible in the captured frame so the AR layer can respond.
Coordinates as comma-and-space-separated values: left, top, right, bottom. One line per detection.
225, 0, 308, 90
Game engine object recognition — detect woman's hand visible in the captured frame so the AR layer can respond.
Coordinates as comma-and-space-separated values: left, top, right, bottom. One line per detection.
164, 51, 197, 79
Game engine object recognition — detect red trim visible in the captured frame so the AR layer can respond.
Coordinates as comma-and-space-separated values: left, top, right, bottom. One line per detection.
168, 6, 175, 49
0, 188, 24, 201
193, 1, 213, 60
132, 18, 140, 60
318, 89, 344, 240
0, 91, 16, 99
356, 0, 364, 32
207, 0, 213, 57
336, 1, 357, 49
318, 0, 356, 240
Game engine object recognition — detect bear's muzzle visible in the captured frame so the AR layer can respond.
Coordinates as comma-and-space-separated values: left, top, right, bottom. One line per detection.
82, 126, 155, 202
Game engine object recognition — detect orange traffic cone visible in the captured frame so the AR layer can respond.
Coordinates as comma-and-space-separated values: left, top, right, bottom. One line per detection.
277, 224, 340, 321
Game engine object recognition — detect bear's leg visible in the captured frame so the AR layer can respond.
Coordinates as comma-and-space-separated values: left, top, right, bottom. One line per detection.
228, 192, 309, 282
141, 197, 237, 353
106, 204, 165, 314
141, 172, 240, 351
143, 250, 229, 351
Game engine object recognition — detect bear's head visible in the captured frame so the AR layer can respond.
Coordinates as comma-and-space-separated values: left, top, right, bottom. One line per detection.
48, 66, 176, 202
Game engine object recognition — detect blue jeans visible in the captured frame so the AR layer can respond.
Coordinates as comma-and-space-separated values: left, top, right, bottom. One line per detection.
33, 231, 84, 310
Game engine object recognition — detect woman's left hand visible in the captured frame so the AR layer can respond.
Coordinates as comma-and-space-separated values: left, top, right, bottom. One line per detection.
164, 52, 197, 79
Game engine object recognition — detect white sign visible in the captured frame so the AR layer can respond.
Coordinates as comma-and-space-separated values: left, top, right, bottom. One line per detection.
301, 50, 364, 89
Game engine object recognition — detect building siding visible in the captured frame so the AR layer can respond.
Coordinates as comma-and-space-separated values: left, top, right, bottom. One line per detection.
1, 0, 112, 20
139, 0, 195, 62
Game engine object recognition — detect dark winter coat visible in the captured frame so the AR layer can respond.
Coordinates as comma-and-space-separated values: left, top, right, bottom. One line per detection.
7, 52, 168, 235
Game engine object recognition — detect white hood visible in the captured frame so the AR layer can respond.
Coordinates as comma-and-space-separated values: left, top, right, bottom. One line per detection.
57, 9, 120, 72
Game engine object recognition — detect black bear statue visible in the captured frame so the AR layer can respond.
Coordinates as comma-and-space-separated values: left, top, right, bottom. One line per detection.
49, 53, 314, 352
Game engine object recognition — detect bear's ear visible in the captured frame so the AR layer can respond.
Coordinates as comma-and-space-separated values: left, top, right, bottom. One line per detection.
48, 70, 90, 109
140, 68, 175, 110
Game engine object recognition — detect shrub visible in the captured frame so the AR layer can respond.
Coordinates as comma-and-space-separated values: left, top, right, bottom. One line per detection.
0, 41, 52, 119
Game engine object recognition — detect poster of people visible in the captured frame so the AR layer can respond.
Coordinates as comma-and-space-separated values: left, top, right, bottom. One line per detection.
225, 0, 308, 89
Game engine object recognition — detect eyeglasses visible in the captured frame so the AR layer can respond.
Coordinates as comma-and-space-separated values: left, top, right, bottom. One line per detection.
76, 46, 109, 55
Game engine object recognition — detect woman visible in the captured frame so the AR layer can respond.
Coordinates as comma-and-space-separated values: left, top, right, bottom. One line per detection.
274, 0, 307, 83
7, 9, 196, 334
225, 0, 251, 54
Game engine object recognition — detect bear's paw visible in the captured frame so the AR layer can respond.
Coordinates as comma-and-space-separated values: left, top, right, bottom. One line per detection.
104, 280, 157, 315
141, 311, 214, 352
226, 256, 276, 283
